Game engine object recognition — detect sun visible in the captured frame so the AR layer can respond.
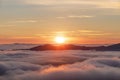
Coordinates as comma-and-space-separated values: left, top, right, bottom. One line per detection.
54, 36, 66, 44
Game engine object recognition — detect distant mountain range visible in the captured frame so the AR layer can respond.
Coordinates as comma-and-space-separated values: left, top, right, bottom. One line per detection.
29, 43, 120, 51
0, 43, 38, 50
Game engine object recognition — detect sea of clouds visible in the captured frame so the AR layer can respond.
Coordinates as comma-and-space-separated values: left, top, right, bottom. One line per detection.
0, 44, 120, 80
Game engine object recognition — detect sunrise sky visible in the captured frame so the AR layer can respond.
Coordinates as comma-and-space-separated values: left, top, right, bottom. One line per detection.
0, 0, 120, 44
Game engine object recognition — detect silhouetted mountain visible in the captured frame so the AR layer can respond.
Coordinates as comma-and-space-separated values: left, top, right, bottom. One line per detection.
29, 43, 120, 51
95, 43, 120, 51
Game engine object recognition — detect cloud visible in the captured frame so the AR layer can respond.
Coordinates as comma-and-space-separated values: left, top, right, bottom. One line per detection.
2, 0, 120, 9
68, 15, 94, 18
0, 49, 120, 80
10, 20, 37, 23
0, 61, 41, 76
78, 30, 99, 33
56, 15, 94, 19
22, 0, 120, 9
18, 58, 120, 80
2, 58, 120, 80
0, 25, 15, 27
53, 30, 111, 36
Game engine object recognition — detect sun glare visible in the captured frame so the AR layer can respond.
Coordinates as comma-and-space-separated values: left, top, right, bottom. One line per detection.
55, 36, 66, 44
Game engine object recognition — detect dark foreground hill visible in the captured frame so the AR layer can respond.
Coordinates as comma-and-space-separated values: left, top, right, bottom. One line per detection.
29, 43, 120, 51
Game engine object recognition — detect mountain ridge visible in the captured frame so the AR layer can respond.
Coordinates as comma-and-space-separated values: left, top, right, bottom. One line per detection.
29, 43, 120, 51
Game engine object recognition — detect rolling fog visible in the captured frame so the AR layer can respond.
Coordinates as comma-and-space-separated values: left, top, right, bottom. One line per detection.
0, 48, 120, 80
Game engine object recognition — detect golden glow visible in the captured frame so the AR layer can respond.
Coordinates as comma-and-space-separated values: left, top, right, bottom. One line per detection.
54, 36, 66, 44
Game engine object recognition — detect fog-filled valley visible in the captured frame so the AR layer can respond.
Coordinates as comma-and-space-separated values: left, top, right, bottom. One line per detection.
0, 44, 120, 80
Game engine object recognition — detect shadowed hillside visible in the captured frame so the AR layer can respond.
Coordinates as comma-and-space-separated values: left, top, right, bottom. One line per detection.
29, 43, 120, 51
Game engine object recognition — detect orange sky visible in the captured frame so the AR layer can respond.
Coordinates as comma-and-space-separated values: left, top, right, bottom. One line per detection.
0, 0, 120, 44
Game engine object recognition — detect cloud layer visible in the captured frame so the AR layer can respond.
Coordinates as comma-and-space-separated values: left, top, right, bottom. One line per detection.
0, 46, 120, 80
2, 0, 120, 9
